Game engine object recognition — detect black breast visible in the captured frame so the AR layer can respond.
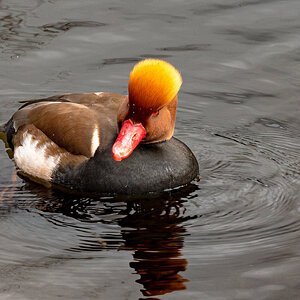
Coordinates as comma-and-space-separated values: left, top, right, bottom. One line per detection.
53, 137, 199, 195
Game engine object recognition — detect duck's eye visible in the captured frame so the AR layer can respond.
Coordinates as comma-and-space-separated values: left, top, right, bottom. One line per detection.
153, 110, 159, 116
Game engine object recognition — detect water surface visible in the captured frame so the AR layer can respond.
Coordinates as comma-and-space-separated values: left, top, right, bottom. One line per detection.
0, 0, 299, 299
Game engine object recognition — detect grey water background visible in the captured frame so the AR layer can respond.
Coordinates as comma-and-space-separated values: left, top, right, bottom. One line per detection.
0, 0, 299, 299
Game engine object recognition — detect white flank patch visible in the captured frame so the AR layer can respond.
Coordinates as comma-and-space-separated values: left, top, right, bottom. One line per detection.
91, 124, 100, 156
14, 133, 61, 181
94, 92, 103, 96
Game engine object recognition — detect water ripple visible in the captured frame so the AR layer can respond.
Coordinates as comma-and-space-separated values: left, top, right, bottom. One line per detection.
0, 3, 105, 58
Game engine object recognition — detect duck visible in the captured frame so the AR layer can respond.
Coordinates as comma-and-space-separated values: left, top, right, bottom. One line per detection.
0, 59, 199, 195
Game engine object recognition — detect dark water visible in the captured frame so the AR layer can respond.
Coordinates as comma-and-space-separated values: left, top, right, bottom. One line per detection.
0, 0, 300, 299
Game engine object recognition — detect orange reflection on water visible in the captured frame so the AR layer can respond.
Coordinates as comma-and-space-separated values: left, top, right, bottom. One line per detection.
119, 196, 190, 297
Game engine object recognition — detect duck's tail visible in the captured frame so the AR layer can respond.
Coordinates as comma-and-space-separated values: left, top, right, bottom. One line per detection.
0, 122, 14, 157
0, 123, 5, 133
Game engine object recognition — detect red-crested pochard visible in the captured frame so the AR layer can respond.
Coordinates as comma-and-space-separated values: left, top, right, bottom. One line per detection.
1, 59, 198, 195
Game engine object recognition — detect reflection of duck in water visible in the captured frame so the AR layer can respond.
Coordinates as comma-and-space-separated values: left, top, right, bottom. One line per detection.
120, 197, 189, 297
0, 59, 198, 195
25, 183, 197, 298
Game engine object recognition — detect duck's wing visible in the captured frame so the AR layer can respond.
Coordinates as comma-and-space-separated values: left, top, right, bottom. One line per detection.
12, 101, 100, 158
9, 93, 126, 157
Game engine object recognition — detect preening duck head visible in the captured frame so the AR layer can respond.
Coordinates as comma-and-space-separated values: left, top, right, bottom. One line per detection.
112, 59, 182, 161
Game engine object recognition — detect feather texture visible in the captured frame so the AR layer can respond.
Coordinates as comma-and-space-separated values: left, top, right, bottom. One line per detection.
128, 59, 182, 111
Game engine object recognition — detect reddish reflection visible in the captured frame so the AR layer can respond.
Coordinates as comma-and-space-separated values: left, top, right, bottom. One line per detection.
119, 197, 189, 297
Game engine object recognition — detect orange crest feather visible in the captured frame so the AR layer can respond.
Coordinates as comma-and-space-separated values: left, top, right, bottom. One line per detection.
128, 59, 182, 110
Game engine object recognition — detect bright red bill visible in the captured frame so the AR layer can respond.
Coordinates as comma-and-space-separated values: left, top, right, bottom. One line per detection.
112, 119, 146, 161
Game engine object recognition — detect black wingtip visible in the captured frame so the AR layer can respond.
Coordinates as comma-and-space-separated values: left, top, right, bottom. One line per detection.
0, 118, 15, 150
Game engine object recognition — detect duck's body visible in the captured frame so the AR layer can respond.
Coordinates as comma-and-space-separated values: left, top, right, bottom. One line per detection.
1, 60, 198, 195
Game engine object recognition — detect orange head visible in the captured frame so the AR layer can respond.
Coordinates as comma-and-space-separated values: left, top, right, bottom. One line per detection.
128, 59, 182, 114
112, 59, 182, 161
